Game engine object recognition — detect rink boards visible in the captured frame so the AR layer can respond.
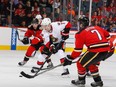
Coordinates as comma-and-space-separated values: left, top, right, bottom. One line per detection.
0, 27, 116, 53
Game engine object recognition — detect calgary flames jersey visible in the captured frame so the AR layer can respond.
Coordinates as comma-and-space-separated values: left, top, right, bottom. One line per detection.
71, 26, 112, 59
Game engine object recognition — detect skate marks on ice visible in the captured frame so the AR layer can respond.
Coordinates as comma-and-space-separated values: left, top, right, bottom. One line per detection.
0, 50, 116, 87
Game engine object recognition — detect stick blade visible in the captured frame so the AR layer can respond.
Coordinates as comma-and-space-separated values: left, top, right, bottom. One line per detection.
20, 71, 34, 79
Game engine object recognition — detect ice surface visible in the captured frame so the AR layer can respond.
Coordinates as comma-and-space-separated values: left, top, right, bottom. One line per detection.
0, 50, 116, 87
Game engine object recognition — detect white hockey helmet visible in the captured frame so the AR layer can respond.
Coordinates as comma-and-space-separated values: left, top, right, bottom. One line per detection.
35, 14, 42, 20
41, 18, 51, 26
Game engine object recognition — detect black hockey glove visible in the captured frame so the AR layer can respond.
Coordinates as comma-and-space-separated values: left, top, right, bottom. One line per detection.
41, 46, 51, 57
56, 40, 65, 51
62, 35, 69, 40
63, 55, 73, 66
50, 44, 57, 54
21, 37, 29, 45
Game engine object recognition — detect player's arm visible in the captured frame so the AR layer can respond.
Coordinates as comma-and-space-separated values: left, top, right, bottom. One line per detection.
21, 29, 32, 45
61, 22, 72, 40
63, 33, 84, 66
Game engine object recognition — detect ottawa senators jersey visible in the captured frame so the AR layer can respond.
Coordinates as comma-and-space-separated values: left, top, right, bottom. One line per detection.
71, 26, 112, 59
41, 29, 50, 47
50, 21, 71, 43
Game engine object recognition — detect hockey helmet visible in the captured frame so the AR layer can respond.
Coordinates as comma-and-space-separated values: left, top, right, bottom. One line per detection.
31, 18, 38, 24
78, 17, 89, 27
41, 18, 51, 26
35, 14, 42, 20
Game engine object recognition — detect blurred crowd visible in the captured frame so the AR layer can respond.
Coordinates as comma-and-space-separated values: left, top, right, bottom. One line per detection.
0, 0, 116, 32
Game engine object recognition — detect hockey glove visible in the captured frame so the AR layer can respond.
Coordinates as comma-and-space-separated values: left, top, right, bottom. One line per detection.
63, 55, 73, 66
62, 35, 69, 40
56, 40, 65, 51
41, 46, 51, 57
21, 37, 29, 45
50, 44, 57, 54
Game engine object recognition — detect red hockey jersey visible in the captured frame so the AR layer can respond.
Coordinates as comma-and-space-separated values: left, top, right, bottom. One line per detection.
71, 26, 112, 59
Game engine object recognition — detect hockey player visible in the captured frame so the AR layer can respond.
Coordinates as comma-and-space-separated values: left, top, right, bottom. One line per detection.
18, 17, 43, 66
35, 18, 72, 76
63, 17, 114, 87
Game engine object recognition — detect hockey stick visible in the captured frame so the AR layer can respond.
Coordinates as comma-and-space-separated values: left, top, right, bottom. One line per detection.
20, 58, 48, 78
20, 53, 52, 78
15, 29, 22, 41
20, 61, 76, 79
11, 26, 26, 41
31, 66, 48, 71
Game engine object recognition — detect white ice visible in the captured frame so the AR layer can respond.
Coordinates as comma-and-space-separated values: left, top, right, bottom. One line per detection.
0, 50, 116, 87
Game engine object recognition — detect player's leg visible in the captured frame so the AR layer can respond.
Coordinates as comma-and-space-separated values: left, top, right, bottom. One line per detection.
71, 61, 86, 86
88, 64, 103, 87
18, 42, 42, 66
56, 49, 70, 76
40, 45, 53, 68
18, 45, 36, 66
78, 51, 109, 87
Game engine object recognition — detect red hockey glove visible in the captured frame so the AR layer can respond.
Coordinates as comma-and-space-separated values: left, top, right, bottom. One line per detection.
63, 55, 73, 66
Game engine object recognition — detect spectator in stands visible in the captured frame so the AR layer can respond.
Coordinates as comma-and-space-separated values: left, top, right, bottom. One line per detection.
67, 6, 75, 17
15, 0, 25, 9
39, 0, 47, 11
42, 13, 47, 18
6, 0, 15, 16
32, 1, 40, 18
91, 11, 99, 22
24, 1, 32, 15
25, 11, 33, 27
47, 0, 53, 13
53, 0, 61, 14
20, 20, 26, 27
111, 23, 116, 32
14, 4, 25, 26
101, 3, 109, 18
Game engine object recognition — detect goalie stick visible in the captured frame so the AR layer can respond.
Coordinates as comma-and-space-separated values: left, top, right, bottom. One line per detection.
20, 61, 76, 79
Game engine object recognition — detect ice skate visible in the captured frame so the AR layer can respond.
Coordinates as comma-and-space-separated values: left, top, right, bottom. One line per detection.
71, 79, 85, 87
18, 61, 27, 66
86, 71, 91, 77
61, 68, 70, 77
31, 67, 40, 73
91, 81, 103, 87
47, 62, 53, 69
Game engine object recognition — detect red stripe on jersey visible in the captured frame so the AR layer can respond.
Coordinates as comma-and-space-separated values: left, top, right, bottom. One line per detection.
65, 22, 72, 28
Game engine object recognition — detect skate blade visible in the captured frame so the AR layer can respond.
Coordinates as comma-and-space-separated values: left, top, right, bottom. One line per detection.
71, 83, 85, 87
61, 74, 70, 78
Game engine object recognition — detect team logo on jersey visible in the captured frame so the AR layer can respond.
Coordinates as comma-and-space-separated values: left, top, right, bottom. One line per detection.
51, 36, 58, 42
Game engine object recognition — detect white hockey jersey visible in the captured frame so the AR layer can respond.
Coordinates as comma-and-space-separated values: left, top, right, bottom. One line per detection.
41, 21, 70, 46
50, 21, 69, 43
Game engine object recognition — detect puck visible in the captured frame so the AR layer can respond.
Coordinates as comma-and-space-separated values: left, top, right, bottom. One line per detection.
19, 75, 23, 77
